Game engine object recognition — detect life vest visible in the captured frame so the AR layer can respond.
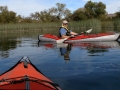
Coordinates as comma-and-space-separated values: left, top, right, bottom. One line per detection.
59, 26, 71, 37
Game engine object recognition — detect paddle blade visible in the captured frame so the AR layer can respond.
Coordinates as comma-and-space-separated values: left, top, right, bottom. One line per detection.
56, 38, 67, 43
86, 29, 92, 33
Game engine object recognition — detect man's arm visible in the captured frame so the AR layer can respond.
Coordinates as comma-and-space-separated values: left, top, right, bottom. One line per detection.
61, 35, 70, 39
70, 31, 78, 35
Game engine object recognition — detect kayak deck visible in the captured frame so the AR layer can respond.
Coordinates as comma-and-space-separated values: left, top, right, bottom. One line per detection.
0, 76, 59, 90
0, 56, 60, 90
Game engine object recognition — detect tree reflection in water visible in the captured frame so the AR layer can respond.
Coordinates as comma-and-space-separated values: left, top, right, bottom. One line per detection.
0, 38, 19, 58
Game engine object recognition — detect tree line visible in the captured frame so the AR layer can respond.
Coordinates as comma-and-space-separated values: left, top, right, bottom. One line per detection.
0, 1, 120, 23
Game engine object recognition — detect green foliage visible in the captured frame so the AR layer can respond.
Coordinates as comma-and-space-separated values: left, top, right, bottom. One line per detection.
22, 17, 32, 23
0, 6, 17, 23
69, 1, 106, 21
55, 3, 71, 19
30, 3, 71, 22
113, 19, 120, 31
101, 21, 113, 28
114, 12, 120, 19
30, 9, 58, 22
101, 19, 120, 32
84, 1, 106, 19
71, 8, 87, 21
0, 1, 119, 27
68, 19, 101, 33
0, 22, 60, 32
56, 3, 66, 19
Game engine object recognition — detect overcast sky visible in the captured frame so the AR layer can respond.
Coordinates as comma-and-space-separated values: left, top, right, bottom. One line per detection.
0, 0, 120, 17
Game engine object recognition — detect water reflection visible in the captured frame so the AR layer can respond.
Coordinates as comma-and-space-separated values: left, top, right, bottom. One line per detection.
60, 44, 72, 60
0, 38, 19, 58
38, 41, 71, 61
38, 41, 120, 58
69, 41, 120, 56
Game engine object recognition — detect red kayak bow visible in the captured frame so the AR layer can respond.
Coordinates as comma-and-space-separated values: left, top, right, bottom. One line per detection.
0, 56, 61, 90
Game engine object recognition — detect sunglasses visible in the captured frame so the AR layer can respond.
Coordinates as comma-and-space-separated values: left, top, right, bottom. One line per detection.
64, 23, 68, 25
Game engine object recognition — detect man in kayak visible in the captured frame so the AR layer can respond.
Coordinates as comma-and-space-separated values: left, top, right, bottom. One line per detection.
59, 20, 78, 39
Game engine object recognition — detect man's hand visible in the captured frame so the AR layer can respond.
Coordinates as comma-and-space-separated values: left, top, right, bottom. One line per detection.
70, 35, 75, 37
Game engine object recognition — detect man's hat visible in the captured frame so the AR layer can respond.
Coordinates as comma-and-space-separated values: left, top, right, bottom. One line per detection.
62, 20, 68, 24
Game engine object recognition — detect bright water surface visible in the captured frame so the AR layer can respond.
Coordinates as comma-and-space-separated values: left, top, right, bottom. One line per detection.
0, 31, 120, 90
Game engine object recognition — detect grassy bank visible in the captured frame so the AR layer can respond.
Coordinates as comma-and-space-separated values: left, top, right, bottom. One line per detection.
0, 19, 120, 33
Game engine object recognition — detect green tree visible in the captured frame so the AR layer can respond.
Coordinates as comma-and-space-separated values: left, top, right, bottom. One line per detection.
84, 1, 106, 19
71, 8, 87, 21
1, 11, 16, 23
30, 12, 41, 21
0, 6, 8, 12
56, 3, 71, 19
0, 6, 16, 23
30, 3, 71, 22
0, 6, 8, 23
16, 15, 22, 22
22, 17, 32, 23
39, 10, 52, 22
56, 3, 66, 19
64, 8, 72, 19
115, 12, 120, 18
8, 11, 17, 23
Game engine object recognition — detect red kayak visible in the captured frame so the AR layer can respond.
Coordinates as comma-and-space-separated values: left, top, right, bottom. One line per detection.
0, 56, 61, 90
38, 31, 120, 43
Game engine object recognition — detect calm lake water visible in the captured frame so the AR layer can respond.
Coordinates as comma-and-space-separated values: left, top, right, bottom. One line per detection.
0, 30, 120, 90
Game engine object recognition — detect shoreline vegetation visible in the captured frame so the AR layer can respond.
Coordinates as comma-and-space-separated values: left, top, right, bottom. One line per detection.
0, 19, 120, 34
0, 1, 120, 34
